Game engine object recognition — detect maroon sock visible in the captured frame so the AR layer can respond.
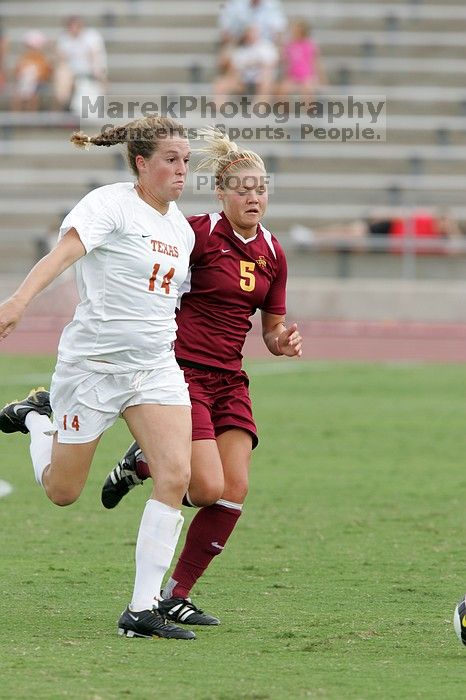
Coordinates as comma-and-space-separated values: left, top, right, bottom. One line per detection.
135, 454, 150, 479
169, 502, 242, 599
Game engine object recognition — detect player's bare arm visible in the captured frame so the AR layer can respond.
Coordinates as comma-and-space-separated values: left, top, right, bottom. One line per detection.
261, 311, 303, 358
0, 228, 85, 340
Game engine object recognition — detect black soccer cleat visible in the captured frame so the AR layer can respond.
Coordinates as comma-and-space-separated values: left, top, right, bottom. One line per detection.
0, 387, 51, 434
159, 597, 220, 626
454, 595, 466, 645
118, 606, 196, 640
101, 441, 144, 509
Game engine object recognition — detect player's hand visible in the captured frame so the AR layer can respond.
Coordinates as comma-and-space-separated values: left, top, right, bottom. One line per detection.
0, 297, 26, 340
277, 322, 302, 358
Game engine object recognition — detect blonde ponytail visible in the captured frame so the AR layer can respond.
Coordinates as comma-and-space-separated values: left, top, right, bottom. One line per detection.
195, 127, 265, 187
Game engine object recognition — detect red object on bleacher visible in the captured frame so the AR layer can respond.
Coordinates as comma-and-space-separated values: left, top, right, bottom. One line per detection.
389, 212, 445, 254
390, 212, 440, 238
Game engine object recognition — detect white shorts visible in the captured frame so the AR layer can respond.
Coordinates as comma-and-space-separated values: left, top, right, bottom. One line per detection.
50, 357, 191, 444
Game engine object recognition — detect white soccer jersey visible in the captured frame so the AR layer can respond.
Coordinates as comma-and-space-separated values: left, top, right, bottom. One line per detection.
57, 182, 195, 369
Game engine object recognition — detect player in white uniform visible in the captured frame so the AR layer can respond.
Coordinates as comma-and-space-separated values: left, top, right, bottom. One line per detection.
0, 116, 197, 640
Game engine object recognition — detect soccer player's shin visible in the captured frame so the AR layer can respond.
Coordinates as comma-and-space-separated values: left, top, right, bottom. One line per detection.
166, 499, 242, 599
131, 498, 184, 611
25, 412, 54, 485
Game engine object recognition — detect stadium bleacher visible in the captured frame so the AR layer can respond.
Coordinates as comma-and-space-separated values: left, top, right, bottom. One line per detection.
0, 0, 465, 272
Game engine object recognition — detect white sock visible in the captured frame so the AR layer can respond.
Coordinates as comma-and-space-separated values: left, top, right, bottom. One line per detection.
131, 499, 184, 612
25, 412, 54, 486
216, 498, 243, 511
162, 577, 177, 599
184, 490, 195, 506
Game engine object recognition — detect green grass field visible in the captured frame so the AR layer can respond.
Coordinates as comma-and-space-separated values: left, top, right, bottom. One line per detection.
1, 354, 466, 700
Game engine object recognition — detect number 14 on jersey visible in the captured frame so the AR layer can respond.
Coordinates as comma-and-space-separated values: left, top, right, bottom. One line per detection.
148, 263, 175, 294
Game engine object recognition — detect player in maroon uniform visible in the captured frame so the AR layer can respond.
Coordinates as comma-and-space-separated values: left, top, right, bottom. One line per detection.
101, 127, 302, 625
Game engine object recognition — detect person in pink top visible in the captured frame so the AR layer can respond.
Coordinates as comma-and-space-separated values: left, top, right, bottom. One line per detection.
279, 19, 326, 102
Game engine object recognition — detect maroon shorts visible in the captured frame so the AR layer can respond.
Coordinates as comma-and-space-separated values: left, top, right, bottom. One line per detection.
181, 364, 258, 449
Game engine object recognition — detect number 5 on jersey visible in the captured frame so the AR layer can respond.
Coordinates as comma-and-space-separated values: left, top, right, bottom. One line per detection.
240, 260, 256, 292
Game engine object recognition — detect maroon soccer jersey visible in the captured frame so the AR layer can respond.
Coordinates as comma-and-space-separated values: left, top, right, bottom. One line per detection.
174, 212, 287, 371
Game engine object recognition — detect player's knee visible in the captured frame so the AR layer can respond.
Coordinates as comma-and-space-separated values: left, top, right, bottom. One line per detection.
188, 470, 225, 506
188, 470, 225, 507
176, 462, 191, 492
223, 476, 249, 503
189, 484, 224, 507
157, 459, 191, 495
194, 492, 223, 507
46, 485, 80, 507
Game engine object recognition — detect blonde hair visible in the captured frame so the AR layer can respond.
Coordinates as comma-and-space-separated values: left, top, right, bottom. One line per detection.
71, 116, 187, 176
195, 127, 265, 189
293, 19, 311, 39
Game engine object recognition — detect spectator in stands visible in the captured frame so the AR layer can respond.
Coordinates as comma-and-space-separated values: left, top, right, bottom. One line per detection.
11, 30, 52, 112
371, 210, 465, 241
217, 0, 287, 83
289, 220, 367, 250
219, 0, 288, 44
387, 209, 464, 256
0, 21, 7, 93
278, 20, 327, 103
437, 210, 464, 240
54, 16, 107, 113
214, 25, 278, 105
289, 209, 465, 252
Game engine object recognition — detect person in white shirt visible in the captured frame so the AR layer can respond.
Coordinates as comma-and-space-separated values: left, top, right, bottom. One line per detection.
216, 0, 286, 92
214, 25, 279, 105
54, 15, 107, 111
0, 116, 197, 641
219, 0, 288, 43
